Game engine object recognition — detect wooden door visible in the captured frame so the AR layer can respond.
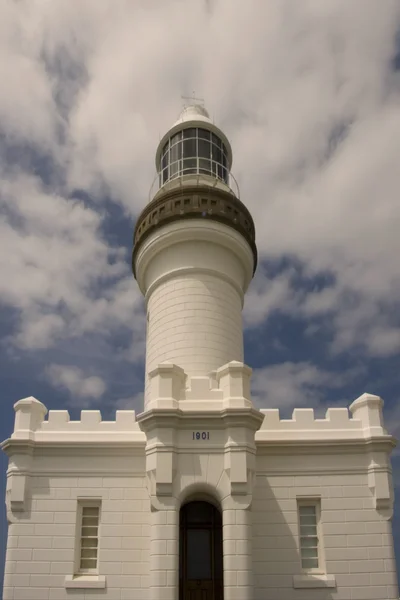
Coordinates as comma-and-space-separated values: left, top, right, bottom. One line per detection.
179, 501, 223, 600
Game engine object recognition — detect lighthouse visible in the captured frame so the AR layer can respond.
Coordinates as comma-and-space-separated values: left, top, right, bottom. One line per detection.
132, 103, 257, 408
2, 104, 398, 600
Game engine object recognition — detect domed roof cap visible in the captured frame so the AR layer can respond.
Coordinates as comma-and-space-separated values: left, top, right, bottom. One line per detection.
172, 104, 212, 127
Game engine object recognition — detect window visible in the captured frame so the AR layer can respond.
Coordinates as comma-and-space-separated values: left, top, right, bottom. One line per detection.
297, 500, 323, 572
77, 503, 101, 574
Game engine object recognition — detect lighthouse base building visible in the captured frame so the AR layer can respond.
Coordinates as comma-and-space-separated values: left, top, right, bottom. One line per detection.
2, 381, 399, 600
2, 105, 399, 600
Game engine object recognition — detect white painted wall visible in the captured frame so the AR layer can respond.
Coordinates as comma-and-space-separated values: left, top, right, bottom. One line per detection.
253, 467, 399, 600
4, 475, 150, 600
4, 462, 398, 600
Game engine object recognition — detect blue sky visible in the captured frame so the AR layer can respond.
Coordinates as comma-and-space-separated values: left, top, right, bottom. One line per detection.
1, 0, 400, 590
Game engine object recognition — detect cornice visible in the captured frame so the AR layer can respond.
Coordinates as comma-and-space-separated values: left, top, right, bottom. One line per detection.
1, 437, 146, 456
255, 435, 396, 455
1, 438, 35, 454
3, 432, 395, 457
137, 406, 264, 433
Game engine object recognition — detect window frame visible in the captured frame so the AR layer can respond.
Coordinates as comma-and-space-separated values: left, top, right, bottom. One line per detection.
297, 497, 325, 575
75, 500, 101, 576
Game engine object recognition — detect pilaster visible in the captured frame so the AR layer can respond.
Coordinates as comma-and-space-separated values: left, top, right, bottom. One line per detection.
223, 507, 253, 600
149, 505, 179, 600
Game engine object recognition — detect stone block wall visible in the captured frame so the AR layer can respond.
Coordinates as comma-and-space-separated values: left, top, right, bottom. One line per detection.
4, 475, 150, 600
252, 468, 398, 600
145, 271, 244, 395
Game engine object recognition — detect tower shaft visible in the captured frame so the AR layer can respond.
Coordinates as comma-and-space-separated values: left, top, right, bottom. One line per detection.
138, 217, 254, 404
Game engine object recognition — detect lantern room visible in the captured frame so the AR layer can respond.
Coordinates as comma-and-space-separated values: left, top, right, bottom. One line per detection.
155, 104, 233, 189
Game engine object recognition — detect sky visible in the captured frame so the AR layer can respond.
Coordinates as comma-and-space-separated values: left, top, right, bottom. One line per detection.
0, 0, 400, 589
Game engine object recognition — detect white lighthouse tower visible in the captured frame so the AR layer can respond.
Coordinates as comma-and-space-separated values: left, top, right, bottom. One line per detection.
133, 104, 257, 409
2, 104, 398, 600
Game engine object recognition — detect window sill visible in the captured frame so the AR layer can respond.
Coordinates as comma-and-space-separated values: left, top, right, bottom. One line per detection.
293, 574, 336, 589
65, 575, 106, 589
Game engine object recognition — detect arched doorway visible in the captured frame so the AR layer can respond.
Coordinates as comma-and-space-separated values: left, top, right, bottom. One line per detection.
179, 500, 223, 600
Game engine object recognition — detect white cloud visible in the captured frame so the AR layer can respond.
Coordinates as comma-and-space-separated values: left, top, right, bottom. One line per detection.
0, 168, 145, 351
252, 361, 334, 411
115, 392, 144, 411
46, 364, 106, 404
251, 360, 363, 413
243, 268, 293, 326
385, 397, 400, 440
0, 0, 399, 392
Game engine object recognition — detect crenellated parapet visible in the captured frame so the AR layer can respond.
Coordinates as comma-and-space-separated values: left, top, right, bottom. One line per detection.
256, 393, 392, 443
6, 397, 144, 445
7, 381, 393, 449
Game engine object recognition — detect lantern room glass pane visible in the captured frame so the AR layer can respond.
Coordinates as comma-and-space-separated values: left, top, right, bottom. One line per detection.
212, 145, 222, 165
212, 133, 221, 148
199, 158, 211, 174
170, 142, 181, 178
171, 131, 182, 144
183, 138, 196, 159
198, 138, 211, 159
198, 128, 210, 140
183, 128, 196, 140
183, 157, 196, 174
